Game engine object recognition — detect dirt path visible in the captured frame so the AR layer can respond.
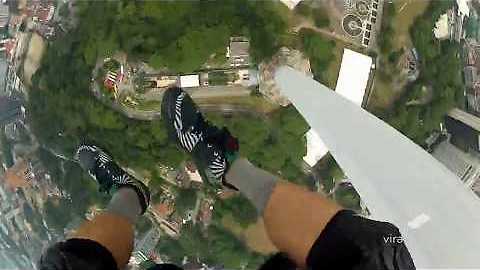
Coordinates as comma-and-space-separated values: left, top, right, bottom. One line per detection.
293, 19, 352, 45
23, 33, 46, 86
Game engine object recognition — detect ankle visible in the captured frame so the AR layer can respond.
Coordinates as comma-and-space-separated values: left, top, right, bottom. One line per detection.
107, 187, 143, 223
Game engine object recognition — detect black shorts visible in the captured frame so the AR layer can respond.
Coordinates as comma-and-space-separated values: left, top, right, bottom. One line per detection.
39, 211, 414, 270
307, 210, 416, 270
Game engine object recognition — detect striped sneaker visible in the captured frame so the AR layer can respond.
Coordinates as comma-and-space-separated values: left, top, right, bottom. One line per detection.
74, 143, 150, 213
162, 87, 239, 183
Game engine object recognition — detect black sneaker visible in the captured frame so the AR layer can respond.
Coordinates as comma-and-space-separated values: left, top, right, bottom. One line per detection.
162, 87, 239, 183
74, 143, 150, 213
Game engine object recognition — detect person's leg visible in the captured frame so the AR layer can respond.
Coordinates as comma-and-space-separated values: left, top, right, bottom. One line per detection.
72, 187, 142, 268
225, 158, 341, 267
39, 144, 150, 270
161, 87, 415, 270
162, 87, 341, 266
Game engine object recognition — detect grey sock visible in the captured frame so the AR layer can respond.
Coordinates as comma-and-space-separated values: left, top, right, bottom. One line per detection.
225, 158, 278, 214
106, 187, 142, 224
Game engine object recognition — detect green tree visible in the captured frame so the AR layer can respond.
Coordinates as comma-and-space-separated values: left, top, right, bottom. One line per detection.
383, 0, 464, 145
378, 3, 395, 54
300, 29, 335, 82
213, 195, 258, 228
44, 198, 73, 233
313, 7, 330, 28
156, 224, 265, 269
174, 188, 198, 217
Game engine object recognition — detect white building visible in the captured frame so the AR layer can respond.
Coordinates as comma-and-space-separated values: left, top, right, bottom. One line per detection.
280, 0, 303, 9
179, 75, 200, 88
434, 13, 449, 40
303, 49, 372, 167
303, 129, 328, 166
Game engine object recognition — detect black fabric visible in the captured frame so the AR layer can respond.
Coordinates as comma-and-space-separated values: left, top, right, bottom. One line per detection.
306, 210, 416, 270
258, 253, 297, 270
148, 263, 184, 270
39, 238, 117, 270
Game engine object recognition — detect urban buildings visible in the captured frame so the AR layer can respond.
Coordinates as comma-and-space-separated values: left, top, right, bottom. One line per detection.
445, 108, 480, 154
0, 96, 23, 126
0, 3, 8, 30
429, 108, 480, 198
226, 37, 250, 68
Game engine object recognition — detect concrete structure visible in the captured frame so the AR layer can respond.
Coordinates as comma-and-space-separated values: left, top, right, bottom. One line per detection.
303, 129, 328, 167
446, 108, 480, 154
432, 139, 480, 187
0, 97, 22, 126
132, 228, 161, 265
179, 75, 200, 88
464, 65, 477, 88
259, 47, 312, 106
303, 49, 372, 166
0, 3, 8, 29
227, 37, 250, 67
335, 49, 372, 105
276, 67, 480, 268
341, 0, 384, 48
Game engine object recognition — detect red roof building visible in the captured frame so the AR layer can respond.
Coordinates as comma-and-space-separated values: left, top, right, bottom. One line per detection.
4, 39, 18, 62
152, 202, 174, 219
37, 5, 54, 23
104, 71, 118, 90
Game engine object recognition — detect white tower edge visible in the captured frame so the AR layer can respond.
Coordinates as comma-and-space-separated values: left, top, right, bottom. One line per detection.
275, 66, 480, 268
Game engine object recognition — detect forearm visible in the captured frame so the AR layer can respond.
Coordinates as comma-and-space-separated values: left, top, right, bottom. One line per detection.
225, 158, 342, 266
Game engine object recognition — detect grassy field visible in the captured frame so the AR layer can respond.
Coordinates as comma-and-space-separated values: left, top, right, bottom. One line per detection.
135, 99, 162, 111
368, 0, 430, 111
323, 41, 344, 89
392, 0, 430, 51
221, 215, 277, 255
195, 96, 280, 114
23, 33, 46, 86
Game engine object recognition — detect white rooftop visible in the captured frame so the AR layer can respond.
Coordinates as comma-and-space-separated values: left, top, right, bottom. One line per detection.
457, 0, 470, 17
179, 75, 200, 88
303, 130, 329, 167
279, 0, 302, 9
335, 49, 372, 106
303, 49, 372, 166
434, 13, 449, 40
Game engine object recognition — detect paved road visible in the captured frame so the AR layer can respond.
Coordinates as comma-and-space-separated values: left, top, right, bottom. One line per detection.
276, 67, 480, 268
187, 85, 251, 99
90, 71, 254, 121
